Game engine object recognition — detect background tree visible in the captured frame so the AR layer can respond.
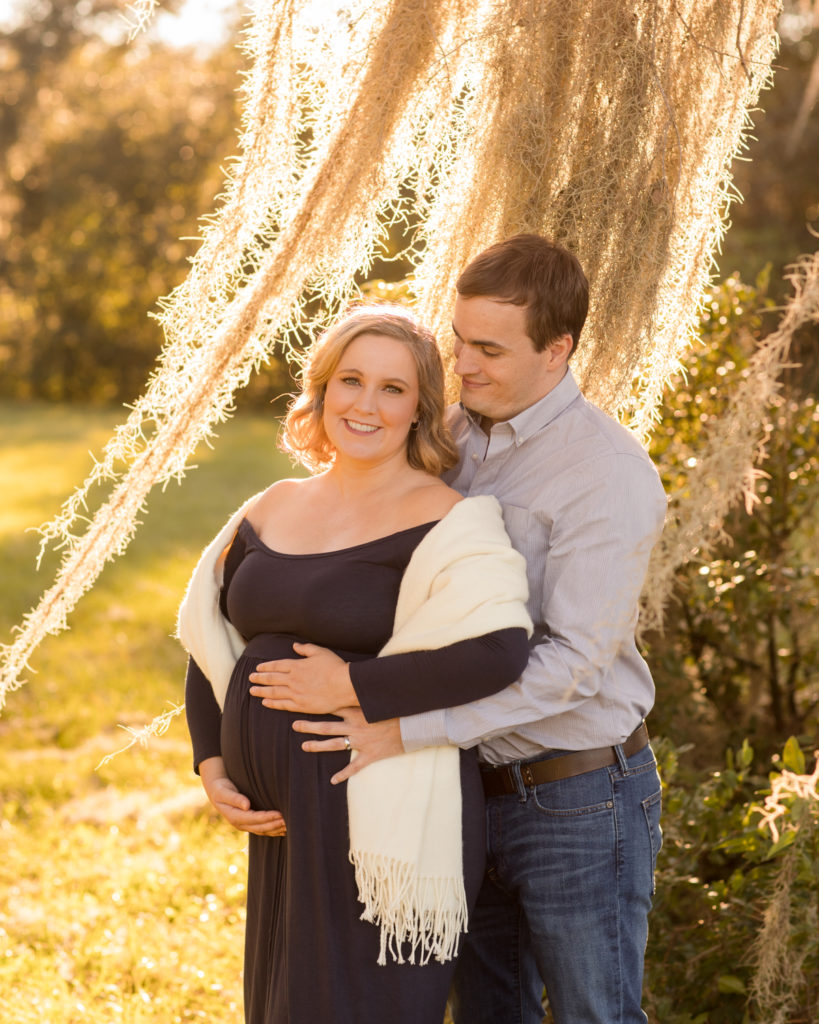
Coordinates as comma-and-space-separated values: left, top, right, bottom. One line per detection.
724, 3, 819, 394
2, 1, 816, 405
724, 6, 819, 288
0, 0, 250, 402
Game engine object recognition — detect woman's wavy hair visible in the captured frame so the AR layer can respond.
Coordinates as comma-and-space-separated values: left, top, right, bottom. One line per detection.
280, 305, 459, 475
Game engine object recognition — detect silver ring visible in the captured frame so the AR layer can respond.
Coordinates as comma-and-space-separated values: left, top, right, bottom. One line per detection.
343, 736, 352, 751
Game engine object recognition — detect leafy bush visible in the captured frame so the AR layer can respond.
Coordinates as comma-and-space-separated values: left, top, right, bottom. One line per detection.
643, 271, 819, 1020
645, 736, 819, 1024
646, 272, 819, 762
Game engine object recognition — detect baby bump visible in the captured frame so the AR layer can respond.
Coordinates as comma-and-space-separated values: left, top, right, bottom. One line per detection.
220, 633, 350, 815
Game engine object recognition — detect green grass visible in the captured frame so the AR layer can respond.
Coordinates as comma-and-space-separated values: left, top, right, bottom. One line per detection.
0, 400, 302, 1023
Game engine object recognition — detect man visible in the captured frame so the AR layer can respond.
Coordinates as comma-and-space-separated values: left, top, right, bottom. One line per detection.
252, 234, 667, 1023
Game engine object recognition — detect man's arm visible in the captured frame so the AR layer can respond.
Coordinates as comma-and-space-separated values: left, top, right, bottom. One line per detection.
294, 453, 665, 774
401, 454, 666, 752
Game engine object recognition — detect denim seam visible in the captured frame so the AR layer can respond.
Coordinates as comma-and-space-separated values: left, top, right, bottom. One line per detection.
613, 771, 626, 1024
641, 788, 663, 897
515, 907, 526, 1024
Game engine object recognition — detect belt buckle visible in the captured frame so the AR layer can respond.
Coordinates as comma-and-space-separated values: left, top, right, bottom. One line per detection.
521, 764, 535, 787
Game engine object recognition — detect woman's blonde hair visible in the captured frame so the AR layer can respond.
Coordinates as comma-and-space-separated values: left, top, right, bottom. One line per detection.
280, 305, 459, 475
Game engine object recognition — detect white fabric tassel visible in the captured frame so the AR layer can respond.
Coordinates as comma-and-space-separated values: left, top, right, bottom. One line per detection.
350, 852, 468, 966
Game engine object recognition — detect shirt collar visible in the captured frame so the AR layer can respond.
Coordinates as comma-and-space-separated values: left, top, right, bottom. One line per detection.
461, 368, 582, 446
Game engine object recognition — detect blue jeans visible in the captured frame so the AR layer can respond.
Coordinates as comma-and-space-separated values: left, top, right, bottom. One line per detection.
451, 742, 662, 1024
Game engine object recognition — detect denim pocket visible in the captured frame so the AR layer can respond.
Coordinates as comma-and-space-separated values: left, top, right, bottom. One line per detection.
530, 769, 615, 818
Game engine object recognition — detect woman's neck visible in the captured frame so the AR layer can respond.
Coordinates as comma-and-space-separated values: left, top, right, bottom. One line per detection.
322, 452, 419, 502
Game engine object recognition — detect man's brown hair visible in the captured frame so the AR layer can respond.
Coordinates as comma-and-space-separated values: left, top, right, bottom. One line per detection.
456, 234, 589, 355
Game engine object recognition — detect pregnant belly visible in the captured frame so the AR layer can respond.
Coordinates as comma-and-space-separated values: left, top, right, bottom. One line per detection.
219, 633, 362, 813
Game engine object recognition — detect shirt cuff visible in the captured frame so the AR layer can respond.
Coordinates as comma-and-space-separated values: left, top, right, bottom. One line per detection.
399, 708, 449, 751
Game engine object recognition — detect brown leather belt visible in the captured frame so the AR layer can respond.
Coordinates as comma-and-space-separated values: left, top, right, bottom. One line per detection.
479, 722, 650, 798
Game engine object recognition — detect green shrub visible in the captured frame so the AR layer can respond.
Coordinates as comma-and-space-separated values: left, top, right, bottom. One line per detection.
645, 736, 819, 1023
647, 271, 819, 761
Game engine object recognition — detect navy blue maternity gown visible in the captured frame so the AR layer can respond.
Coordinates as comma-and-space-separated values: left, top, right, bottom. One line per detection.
185, 517, 529, 1024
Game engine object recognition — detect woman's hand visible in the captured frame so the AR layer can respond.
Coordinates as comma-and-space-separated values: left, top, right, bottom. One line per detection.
199, 757, 286, 837
249, 642, 357, 714
293, 707, 404, 785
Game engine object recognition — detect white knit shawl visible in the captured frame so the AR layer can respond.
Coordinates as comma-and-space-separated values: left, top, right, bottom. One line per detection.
177, 494, 531, 965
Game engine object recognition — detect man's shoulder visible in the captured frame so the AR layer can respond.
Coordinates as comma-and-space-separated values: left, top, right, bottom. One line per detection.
524, 394, 664, 506
577, 398, 653, 460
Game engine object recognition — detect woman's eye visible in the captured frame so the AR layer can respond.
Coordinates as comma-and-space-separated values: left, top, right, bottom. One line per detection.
341, 376, 361, 385
384, 385, 403, 394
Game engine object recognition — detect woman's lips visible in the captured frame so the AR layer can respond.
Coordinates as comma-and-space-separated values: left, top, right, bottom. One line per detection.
343, 419, 380, 434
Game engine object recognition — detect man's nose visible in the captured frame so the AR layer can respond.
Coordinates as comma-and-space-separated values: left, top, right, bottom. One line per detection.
453, 345, 478, 376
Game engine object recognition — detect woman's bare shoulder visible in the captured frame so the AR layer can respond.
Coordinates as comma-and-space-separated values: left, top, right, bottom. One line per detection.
245, 476, 312, 528
406, 477, 463, 523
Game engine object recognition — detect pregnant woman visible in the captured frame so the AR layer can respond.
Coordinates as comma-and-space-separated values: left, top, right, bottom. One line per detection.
178, 306, 531, 1024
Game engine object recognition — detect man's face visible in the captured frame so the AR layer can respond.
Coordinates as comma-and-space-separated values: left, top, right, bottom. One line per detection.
451, 294, 569, 427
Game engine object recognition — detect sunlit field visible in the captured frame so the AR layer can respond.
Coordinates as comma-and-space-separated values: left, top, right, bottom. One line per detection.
0, 401, 293, 1023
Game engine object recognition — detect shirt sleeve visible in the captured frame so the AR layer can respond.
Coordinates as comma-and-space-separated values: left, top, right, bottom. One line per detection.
400, 454, 667, 751
183, 524, 249, 772
349, 627, 530, 721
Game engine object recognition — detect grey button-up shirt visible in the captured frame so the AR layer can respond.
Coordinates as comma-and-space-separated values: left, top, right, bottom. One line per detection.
400, 369, 668, 764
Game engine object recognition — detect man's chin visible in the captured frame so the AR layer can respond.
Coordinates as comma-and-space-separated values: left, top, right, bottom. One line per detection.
459, 388, 489, 416
460, 391, 509, 430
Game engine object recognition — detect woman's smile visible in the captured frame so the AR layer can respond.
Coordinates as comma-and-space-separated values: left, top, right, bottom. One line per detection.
343, 418, 381, 434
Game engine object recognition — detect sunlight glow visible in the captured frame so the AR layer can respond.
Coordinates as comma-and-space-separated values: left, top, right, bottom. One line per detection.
151, 0, 237, 50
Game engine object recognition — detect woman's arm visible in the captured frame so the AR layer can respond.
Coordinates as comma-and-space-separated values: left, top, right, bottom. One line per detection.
349, 627, 530, 721
185, 526, 287, 833
248, 628, 529, 720
185, 656, 223, 773
184, 526, 250, 771
249, 497, 532, 720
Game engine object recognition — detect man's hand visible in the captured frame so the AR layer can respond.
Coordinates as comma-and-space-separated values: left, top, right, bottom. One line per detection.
249, 643, 357, 714
293, 707, 404, 785
199, 757, 286, 837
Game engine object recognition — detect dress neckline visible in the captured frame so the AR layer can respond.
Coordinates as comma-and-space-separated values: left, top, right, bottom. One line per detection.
238, 516, 439, 559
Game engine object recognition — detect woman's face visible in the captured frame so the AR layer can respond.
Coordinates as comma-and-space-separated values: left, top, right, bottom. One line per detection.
322, 333, 420, 468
